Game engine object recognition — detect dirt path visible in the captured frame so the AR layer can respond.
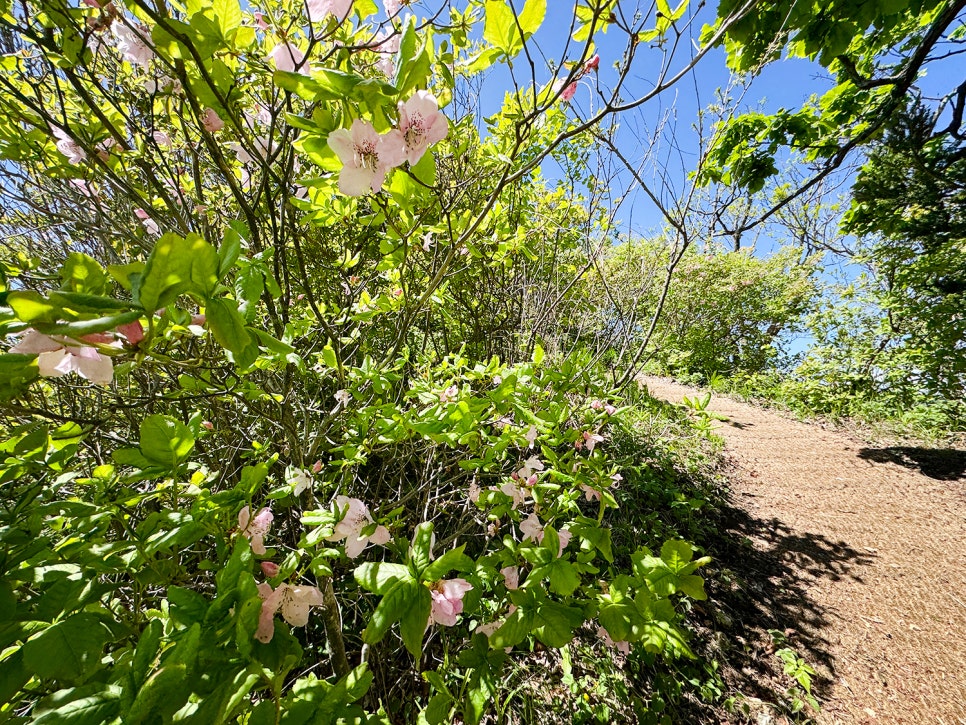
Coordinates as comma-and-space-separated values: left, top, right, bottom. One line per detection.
640, 377, 966, 725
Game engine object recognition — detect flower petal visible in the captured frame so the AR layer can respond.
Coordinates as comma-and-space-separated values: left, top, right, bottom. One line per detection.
71, 348, 114, 385
10, 331, 63, 355
339, 165, 375, 196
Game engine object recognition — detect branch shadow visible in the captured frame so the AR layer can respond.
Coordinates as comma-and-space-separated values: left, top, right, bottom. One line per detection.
681, 487, 877, 720
857, 446, 966, 481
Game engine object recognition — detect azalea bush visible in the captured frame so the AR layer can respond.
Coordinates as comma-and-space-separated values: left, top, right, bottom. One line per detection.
0, 0, 724, 722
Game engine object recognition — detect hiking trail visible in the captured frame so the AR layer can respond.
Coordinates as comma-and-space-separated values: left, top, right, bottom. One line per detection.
641, 377, 966, 725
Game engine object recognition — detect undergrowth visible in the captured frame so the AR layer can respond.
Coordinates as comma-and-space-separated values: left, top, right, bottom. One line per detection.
483, 385, 822, 724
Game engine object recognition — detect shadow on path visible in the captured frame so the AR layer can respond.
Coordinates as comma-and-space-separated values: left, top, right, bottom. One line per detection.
692, 491, 876, 712
858, 446, 966, 481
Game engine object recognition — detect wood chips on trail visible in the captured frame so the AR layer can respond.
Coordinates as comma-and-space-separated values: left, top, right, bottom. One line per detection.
641, 377, 966, 725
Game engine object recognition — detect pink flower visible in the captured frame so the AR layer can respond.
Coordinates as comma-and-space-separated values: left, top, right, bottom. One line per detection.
468, 482, 481, 503
524, 424, 539, 448
326, 496, 391, 558
117, 320, 144, 344
238, 506, 273, 555
397, 91, 448, 165
327, 119, 406, 196
260, 561, 279, 577
256, 582, 325, 643
580, 484, 601, 502
500, 566, 519, 590
312, 460, 323, 473
334, 389, 351, 405
439, 384, 458, 403
429, 578, 473, 626
516, 455, 544, 480
519, 513, 542, 543
201, 421, 214, 431
475, 619, 502, 637
134, 208, 160, 236
306, 0, 353, 22
584, 54, 600, 73
268, 42, 306, 74
383, 0, 402, 15
371, 29, 400, 77
68, 179, 94, 197
520, 514, 571, 556
53, 128, 85, 165
253, 11, 269, 30
152, 131, 172, 147
591, 400, 604, 410
561, 82, 577, 101
499, 481, 527, 509
580, 430, 605, 453
10, 330, 114, 385
604, 404, 617, 415
201, 108, 224, 132
113, 21, 154, 67
82, 0, 101, 7
287, 467, 312, 495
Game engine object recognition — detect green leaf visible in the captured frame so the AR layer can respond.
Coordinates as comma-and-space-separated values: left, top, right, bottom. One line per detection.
41, 311, 142, 338
131, 619, 163, 688
212, 0, 242, 35
362, 579, 414, 646
46, 292, 133, 314
532, 343, 545, 365
137, 233, 218, 312
0, 649, 31, 707
660, 539, 695, 569
107, 262, 145, 292
139, 414, 195, 470
489, 607, 532, 649
166, 623, 202, 676
355, 562, 414, 594
0, 354, 38, 401
464, 47, 501, 75
533, 602, 583, 648
409, 522, 434, 576
320, 343, 338, 369
422, 545, 473, 582
547, 559, 580, 596
7, 291, 59, 324
125, 663, 188, 725
483, 0, 516, 53
206, 298, 251, 354
31, 684, 123, 725
675, 574, 708, 601
274, 68, 396, 105
111, 447, 156, 471
21, 613, 110, 683
457, 636, 504, 725
168, 586, 210, 626
60, 253, 106, 295
598, 599, 639, 642
410, 149, 437, 186
399, 585, 432, 658
518, 0, 547, 37
394, 39, 432, 97
483, 0, 544, 56
218, 230, 242, 278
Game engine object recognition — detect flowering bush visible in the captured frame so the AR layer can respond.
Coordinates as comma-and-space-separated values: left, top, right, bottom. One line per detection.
0, 0, 714, 721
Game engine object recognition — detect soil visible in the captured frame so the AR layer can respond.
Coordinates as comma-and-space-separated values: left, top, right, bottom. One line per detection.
640, 377, 966, 725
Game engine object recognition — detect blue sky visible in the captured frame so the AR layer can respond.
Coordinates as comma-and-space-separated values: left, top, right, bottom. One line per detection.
460, 0, 965, 249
